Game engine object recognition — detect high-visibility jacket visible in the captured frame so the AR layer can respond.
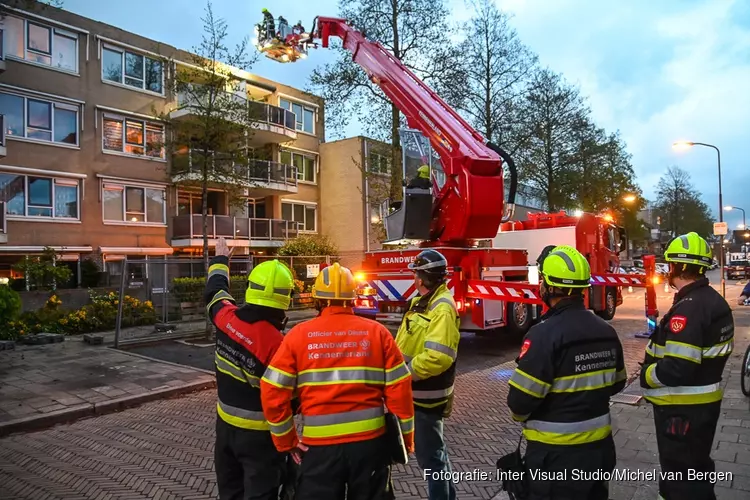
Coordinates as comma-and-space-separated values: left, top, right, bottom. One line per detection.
507, 299, 626, 446
205, 256, 285, 431
260, 306, 415, 452
640, 277, 734, 405
395, 283, 460, 415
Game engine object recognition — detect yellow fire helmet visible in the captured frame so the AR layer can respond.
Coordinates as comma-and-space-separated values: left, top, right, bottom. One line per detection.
312, 262, 356, 301
245, 259, 294, 310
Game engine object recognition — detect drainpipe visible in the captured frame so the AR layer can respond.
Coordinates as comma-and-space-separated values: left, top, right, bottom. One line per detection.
363, 138, 371, 252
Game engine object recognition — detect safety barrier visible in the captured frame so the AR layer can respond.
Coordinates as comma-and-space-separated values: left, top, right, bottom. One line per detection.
112, 255, 338, 347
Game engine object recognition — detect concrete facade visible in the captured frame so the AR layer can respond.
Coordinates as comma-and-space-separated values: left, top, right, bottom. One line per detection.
320, 136, 392, 268
0, 0, 323, 284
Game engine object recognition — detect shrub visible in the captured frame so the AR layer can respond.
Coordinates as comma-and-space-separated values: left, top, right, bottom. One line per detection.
278, 234, 339, 257
0, 285, 22, 339
172, 275, 248, 304
80, 258, 101, 287
6, 291, 156, 337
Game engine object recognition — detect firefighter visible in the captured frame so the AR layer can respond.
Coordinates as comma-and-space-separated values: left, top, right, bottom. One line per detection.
506, 245, 626, 500
406, 165, 432, 189
395, 249, 460, 500
205, 238, 295, 500
640, 232, 734, 500
261, 8, 275, 40
260, 262, 415, 500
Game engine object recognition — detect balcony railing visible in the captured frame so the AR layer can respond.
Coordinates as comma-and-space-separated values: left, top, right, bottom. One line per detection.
0, 115, 4, 147
248, 102, 296, 131
173, 86, 296, 132
171, 215, 302, 241
173, 150, 298, 187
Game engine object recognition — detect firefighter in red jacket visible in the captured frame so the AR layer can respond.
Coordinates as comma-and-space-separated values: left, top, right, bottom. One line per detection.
260, 263, 414, 500
205, 237, 294, 500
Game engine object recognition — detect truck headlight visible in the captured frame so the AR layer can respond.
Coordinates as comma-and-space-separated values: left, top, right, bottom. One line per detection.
527, 265, 539, 285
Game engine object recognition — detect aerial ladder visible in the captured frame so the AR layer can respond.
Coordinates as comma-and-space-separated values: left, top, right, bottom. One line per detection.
255, 15, 659, 336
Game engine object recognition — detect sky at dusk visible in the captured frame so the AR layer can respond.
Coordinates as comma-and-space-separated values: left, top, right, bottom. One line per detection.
63, 0, 750, 228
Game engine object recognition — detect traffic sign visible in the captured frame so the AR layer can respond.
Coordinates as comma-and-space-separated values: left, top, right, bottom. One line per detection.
714, 222, 728, 235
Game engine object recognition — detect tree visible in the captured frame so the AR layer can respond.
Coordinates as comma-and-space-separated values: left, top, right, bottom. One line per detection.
513, 69, 589, 210
308, 0, 464, 199
655, 166, 713, 238
12, 247, 72, 291
457, 0, 537, 147
158, 1, 259, 271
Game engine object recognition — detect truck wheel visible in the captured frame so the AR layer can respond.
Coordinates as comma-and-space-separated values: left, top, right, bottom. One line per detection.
596, 288, 617, 321
505, 302, 532, 336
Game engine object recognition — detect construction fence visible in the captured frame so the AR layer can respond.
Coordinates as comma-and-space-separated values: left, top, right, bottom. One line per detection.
113, 256, 338, 346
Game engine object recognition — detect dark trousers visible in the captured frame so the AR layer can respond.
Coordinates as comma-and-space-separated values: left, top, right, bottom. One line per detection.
215, 418, 286, 500
524, 437, 616, 500
653, 402, 721, 500
415, 410, 456, 500
294, 435, 393, 500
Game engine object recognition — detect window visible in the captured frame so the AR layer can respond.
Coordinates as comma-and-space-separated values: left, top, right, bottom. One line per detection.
102, 115, 165, 159
279, 150, 315, 183
281, 201, 316, 232
3, 15, 78, 72
102, 45, 163, 94
278, 98, 315, 134
368, 152, 391, 175
0, 92, 79, 145
0, 172, 79, 219
102, 182, 166, 224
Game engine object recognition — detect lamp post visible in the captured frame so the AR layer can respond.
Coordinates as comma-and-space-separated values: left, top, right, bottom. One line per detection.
672, 141, 724, 297
724, 205, 746, 233
622, 194, 638, 260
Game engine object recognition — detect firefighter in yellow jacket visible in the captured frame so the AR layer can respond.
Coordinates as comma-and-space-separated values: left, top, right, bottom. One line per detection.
395, 249, 460, 500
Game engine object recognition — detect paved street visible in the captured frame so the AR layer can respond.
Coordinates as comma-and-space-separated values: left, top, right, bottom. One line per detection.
1, 281, 749, 499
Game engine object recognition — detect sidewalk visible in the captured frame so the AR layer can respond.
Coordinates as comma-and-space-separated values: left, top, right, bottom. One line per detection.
0, 308, 318, 436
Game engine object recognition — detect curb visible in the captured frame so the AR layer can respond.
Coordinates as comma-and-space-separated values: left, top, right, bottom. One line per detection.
109, 347, 216, 375
0, 378, 216, 438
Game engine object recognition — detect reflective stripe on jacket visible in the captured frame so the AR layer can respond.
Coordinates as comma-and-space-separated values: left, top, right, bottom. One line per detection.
205, 256, 285, 431
507, 299, 626, 446
260, 306, 414, 452
640, 277, 734, 405
395, 283, 460, 414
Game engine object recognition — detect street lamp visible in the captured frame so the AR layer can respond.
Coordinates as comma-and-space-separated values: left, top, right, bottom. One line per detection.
623, 194, 637, 203
672, 140, 725, 297
724, 206, 746, 233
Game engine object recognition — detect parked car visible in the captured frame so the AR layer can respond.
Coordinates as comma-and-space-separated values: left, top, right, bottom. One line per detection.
726, 260, 750, 280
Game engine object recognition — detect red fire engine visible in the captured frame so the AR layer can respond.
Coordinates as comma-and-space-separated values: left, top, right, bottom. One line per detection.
256, 15, 654, 335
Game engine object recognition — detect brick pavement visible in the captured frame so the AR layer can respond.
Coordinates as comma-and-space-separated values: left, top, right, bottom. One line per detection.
0, 336, 215, 436
1, 302, 748, 499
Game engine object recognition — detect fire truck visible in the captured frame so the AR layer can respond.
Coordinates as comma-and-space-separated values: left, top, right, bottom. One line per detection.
256, 15, 651, 335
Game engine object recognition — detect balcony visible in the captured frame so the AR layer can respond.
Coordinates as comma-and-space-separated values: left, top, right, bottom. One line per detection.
0, 30, 5, 73
248, 102, 297, 145
171, 150, 299, 194
0, 115, 5, 158
170, 86, 297, 144
0, 201, 7, 244
170, 215, 302, 248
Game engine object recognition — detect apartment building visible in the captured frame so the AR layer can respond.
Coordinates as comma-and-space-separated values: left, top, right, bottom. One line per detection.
0, 0, 324, 285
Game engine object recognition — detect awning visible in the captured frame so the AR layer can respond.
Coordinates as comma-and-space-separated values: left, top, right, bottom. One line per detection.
0, 246, 92, 253
99, 247, 174, 256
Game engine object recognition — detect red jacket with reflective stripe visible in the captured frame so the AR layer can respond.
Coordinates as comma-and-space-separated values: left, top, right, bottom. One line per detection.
260, 307, 414, 452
